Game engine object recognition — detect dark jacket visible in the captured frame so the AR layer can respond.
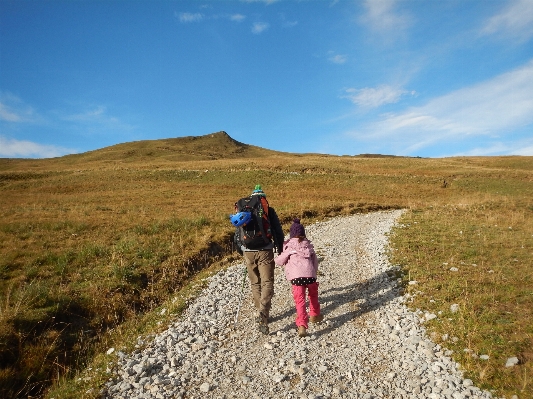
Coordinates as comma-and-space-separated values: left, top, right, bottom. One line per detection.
234, 206, 284, 255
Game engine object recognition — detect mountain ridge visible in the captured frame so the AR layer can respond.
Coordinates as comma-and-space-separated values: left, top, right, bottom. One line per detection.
0, 131, 290, 170
61, 131, 286, 163
0, 131, 429, 172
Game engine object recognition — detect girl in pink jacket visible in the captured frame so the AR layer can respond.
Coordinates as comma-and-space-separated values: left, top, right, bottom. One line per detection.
275, 218, 323, 337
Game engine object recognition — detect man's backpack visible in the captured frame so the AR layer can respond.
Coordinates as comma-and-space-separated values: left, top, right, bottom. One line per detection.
235, 195, 273, 249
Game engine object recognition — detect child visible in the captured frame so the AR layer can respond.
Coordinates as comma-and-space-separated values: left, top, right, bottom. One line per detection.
275, 218, 323, 337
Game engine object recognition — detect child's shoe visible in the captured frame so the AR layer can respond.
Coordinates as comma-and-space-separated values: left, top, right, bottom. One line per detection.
298, 326, 307, 337
310, 314, 324, 323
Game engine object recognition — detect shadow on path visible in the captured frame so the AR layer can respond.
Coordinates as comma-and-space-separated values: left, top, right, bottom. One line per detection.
269, 270, 400, 337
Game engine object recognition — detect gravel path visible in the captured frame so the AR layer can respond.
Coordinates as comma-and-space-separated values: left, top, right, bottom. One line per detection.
103, 211, 499, 399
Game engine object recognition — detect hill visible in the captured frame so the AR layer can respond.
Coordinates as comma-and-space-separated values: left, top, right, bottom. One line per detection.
67, 131, 288, 162
0, 131, 287, 171
0, 132, 531, 399
0, 131, 412, 173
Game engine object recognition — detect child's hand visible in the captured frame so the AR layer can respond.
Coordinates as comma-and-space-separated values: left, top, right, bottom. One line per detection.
289, 251, 297, 255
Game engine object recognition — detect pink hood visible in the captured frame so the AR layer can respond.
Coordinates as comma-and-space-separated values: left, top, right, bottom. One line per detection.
275, 237, 319, 281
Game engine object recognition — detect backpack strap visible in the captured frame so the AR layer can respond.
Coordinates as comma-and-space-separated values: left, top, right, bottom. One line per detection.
250, 195, 270, 244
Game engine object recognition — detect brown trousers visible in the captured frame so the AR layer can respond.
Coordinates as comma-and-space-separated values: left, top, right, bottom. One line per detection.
243, 249, 275, 320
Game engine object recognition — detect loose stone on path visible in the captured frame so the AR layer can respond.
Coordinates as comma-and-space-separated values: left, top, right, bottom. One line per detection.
102, 211, 501, 399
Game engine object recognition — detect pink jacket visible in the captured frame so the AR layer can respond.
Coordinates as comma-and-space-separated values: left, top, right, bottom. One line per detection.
275, 237, 319, 281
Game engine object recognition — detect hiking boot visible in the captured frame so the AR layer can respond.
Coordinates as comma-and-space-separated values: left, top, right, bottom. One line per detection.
298, 326, 307, 337
255, 312, 269, 324
258, 323, 269, 335
310, 314, 324, 324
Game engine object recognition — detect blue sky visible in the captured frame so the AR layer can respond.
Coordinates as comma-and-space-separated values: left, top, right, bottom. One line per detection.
1, 0, 533, 158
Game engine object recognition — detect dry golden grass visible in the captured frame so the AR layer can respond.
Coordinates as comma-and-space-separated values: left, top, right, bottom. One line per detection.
389, 202, 532, 398
0, 132, 531, 398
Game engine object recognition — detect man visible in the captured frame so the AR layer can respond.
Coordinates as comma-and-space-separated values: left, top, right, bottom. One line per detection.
233, 185, 284, 335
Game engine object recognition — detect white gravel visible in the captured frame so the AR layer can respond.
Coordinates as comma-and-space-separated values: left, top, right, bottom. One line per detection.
102, 210, 500, 399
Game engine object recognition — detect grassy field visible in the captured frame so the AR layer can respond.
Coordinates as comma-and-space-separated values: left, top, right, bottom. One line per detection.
0, 132, 531, 398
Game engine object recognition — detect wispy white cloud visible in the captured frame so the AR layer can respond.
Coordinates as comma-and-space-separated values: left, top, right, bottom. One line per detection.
0, 95, 134, 157
359, 0, 412, 36
480, 0, 533, 42
61, 105, 134, 131
342, 85, 412, 108
177, 11, 247, 23
0, 135, 77, 158
177, 12, 204, 23
282, 20, 297, 28
453, 141, 533, 157
0, 102, 23, 122
0, 93, 37, 123
279, 13, 297, 28
514, 145, 533, 156
230, 14, 246, 22
252, 22, 269, 34
63, 105, 106, 122
1, 92, 133, 135
241, 0, 279, 4
329, 54, 347, 64
62, 105, 106, 122
348, 60, 533, 154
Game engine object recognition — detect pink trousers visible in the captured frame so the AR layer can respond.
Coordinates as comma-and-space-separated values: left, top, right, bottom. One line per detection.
291, 282, 320, 329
